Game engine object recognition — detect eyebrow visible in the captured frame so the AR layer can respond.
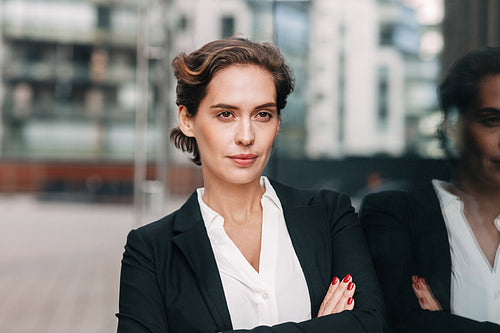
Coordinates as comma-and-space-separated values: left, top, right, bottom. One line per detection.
210, 102, 277, 111
477, 107, 500, 113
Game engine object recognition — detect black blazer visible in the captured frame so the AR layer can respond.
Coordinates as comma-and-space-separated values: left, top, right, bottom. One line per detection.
117, 180, 387, 333
360, 184, 500, 333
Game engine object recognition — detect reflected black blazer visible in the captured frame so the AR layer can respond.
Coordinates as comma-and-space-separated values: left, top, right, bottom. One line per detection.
117, 180, 387, 333
360, 184, 500, 333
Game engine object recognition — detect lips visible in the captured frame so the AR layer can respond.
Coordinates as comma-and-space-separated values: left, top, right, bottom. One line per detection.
229, 154, 257, 167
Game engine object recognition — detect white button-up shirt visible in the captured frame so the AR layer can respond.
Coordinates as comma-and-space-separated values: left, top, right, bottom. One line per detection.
197, 177, 311, 329
433, 180, 500, 324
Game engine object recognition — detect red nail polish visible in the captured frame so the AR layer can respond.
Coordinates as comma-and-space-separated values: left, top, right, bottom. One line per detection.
348, 282, 354, 290
419, 297, 426, 304
415, 282, 420, 290
343, 274, 351, 283
347, 297, 353, 305
331, 277, 339, 285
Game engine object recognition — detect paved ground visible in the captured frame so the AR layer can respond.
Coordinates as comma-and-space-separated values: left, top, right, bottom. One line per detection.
0, 194, 185, 333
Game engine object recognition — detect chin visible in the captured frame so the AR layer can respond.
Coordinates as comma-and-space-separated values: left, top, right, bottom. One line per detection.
221, 170, 263, 185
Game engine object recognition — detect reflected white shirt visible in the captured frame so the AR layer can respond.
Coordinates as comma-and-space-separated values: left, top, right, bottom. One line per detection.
433, 180, 500, 324
197, 176, 311, 329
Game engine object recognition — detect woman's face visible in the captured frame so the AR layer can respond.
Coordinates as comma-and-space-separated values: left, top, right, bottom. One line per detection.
457, 74, 500, 189
179, 64, 279, 187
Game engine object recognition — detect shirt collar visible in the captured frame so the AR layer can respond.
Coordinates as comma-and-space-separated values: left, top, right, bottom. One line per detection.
260, 176, 283, 213
196, 187, 221, 232
196, 176, 282, 231
432, 179, 461, 209
433, 179, 500, 232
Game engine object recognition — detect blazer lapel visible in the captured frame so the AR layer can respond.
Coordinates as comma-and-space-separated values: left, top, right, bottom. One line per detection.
411, 185, 452, 310
171, 193, 233, 330
272, 181, 331, 315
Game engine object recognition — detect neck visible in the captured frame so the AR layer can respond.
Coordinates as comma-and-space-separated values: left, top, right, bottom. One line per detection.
202, 177, 265, 226
450, 172, 500, 221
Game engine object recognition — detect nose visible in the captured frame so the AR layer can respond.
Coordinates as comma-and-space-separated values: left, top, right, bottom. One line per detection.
235, 119, 255, 146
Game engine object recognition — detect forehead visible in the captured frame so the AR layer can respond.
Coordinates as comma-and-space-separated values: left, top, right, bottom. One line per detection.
205, 64, 276, 97
477, 74, 500, 106
210, 64, 272, 82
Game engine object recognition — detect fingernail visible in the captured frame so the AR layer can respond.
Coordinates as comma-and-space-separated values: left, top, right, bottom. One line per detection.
347, 282, 354, 290
343, 274, 351, 283
419, 297, 426, 304
331, 276, 339, 285
415, 282, 420, 290
347, 297, 353, 305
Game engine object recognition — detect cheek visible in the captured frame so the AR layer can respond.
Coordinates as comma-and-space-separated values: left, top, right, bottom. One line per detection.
262, 126, 279, 149
194, 124, 232, 154
463, 128, 496, 160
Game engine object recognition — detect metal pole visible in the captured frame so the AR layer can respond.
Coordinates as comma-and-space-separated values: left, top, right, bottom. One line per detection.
134, 5, 150, 226
0, 0, 4, 157
155, 0, 174, 213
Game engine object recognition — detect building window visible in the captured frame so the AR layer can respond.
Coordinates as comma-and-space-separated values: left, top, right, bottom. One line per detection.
97, 5, 111, 30
377, 66, 389, 132
221, 16, 235, 38
178, 15, 188, 31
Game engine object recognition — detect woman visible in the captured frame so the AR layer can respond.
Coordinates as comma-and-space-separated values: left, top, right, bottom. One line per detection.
360, 47, 500, 332
117, 37, 387, 332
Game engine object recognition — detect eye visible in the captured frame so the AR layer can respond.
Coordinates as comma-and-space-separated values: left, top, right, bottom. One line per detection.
255, 111, 273, 121
217, 111, 233, 120
479, 115, 500, 127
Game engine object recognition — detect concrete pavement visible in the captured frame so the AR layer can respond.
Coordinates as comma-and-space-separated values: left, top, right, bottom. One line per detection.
0, 194, 185, 333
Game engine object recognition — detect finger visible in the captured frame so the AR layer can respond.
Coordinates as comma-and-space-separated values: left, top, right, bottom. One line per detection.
412, 276, 442, 311
333, 281, 356, 313
320, 274, 352, 315
418, 297, 429, 309
412, 281, 425, 298
345, 297, 354, 310
318, 276, 340, 317
420, 284, 442, 311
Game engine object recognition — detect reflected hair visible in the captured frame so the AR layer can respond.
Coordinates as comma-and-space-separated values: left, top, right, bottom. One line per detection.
169, 37, 294, 165
437, 46, 500, 160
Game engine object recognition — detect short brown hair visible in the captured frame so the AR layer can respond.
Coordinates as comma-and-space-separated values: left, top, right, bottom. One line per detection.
169, 37, 294, 165
437, 47, 500, 161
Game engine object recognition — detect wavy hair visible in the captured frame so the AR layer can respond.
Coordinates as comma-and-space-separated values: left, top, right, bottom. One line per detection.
437, 47, 500, 160
169, 37, 294, 165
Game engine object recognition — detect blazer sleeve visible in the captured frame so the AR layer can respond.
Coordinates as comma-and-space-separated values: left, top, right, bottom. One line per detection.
360, 191, 500, 333
117, 229, 169, 333
227, 192, 389, 333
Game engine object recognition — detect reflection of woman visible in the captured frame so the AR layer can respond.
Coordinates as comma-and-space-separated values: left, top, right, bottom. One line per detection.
360, 47, 500, 332
117, 38, 387, 332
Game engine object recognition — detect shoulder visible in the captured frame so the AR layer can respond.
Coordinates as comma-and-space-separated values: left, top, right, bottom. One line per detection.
269, 179, 354, 220
270, 178, 348, 205
127, 191, 199, 246
361, 183, 437, 214
359, 186, 438, 232
362, 190, 411, 210
125, 209, 179, 251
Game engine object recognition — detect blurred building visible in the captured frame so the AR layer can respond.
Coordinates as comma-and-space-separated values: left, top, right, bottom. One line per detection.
307, 0, 384, 157
0, 0, 144, 160
442, 0, 500, 74
0, 0, 445, 197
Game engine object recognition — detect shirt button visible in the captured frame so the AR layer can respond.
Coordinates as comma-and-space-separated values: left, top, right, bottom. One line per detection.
262, 293, 269, 301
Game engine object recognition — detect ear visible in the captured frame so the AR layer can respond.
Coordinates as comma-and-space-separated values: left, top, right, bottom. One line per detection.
440, 116, 462, 158
441, 119, 457, 140
178, 105, 195, 137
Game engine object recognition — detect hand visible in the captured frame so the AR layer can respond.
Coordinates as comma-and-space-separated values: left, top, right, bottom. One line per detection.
411, 275, 442, 311
317, 274, 355, 317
